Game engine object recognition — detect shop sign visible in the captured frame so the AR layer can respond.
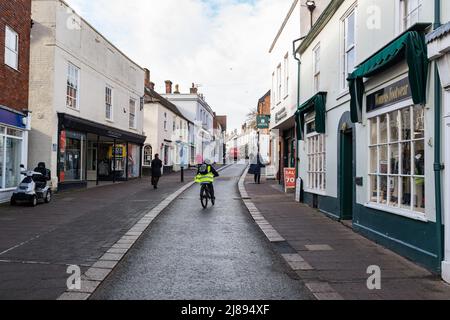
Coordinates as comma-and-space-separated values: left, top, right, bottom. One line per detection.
108, 145, 127, 158
367, 77, 412, 112
257, 115, 271, 129
284, 168, 296, 192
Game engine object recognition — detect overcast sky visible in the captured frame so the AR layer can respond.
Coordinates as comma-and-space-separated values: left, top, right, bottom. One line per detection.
65, 0, 293, 131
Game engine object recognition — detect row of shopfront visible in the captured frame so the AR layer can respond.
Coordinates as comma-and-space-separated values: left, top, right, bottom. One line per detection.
56, 113, 146, 190
271, 22, 450, 280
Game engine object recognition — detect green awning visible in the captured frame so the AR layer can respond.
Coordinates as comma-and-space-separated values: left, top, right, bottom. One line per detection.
295, 92, 327, 140
347, 30, 429, 123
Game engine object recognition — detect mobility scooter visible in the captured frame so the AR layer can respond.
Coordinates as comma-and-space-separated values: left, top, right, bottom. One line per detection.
10, 163, 52, 207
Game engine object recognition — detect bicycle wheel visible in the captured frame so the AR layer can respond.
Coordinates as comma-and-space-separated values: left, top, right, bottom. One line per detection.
200, 185, 209, 209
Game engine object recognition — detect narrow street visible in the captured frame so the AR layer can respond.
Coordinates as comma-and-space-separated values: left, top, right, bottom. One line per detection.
92, 165, 313, 300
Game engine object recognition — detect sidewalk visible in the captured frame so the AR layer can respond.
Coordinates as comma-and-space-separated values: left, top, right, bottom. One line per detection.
244, 175, 450, 300
0, 169, 198, 300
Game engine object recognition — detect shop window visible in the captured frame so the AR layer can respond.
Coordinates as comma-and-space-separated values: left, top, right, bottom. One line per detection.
0, 126, 23, 190
143, 145, 152, 167
127, 143, 140, 178
5, 26, 19, 70
67, 63, 80, 109
60, 130, 86, 182
368, 105, 425, 214
129, 99, 136, 129
0, 132, 4, 189
306, 117, 326, 192
105, 86, 113, 121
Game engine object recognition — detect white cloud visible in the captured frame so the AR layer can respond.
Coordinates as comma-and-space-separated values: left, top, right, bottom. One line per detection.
65, 0, 293, 131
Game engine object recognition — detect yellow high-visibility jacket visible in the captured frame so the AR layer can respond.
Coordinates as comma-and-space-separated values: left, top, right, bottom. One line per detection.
195, 165, 215, 184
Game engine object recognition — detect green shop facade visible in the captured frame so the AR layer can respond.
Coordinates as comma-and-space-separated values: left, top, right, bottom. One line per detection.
295, 24, 445, 273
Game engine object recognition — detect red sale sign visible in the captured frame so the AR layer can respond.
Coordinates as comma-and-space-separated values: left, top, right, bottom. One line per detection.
284, 168, 296, 191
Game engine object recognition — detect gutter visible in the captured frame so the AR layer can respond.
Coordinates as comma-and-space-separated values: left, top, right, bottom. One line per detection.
293, 36, 307, 177
433, 0, 444, 271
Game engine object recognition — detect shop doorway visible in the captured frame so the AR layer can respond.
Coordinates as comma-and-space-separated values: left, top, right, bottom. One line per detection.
339, 127, 354, 221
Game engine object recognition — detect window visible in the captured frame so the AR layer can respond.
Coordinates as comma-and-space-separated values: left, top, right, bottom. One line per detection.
59, 130, 85, 182
306, 117, 326, 191
272, 72, 275, 108
143, 145, 153, 166
313, 44, 320, 93
284, 54, 289, 98
400, 0, 422, 32
129, 99, 136, 129
105, 86, 113, 121
277, 64, 282, 103
368, 105, 425, 214
173, 121, 176, 132
0, 127, 23, 189
164, 113, 167, 131
5, 26, 19, 70
67, 63, 80, 109
342, 9, 356, 89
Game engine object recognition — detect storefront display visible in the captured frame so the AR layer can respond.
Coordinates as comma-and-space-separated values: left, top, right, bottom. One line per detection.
59, 130, 86, 182
0, 126, 23, 190
368, 104, 425, 214
128, 143, 140, 178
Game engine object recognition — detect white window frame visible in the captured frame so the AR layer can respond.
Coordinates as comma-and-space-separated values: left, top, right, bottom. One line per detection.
129, 98, 136, 129
143, 145, 152, 167
105, 86, 113, 121
305, 114, 326, 194
399, 0, 422, 33
272, 72, 275, 109
276, 64, 282, 104
366, 103, 426, 221
284, 53, 289, 98
313, 44, 321, 93
66, 62, 80, 110
341, 6, 357, 90
4, 25, 19, 70
0, 126, 24, 191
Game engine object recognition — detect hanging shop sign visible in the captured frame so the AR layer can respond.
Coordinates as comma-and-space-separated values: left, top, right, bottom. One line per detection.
257, 115, 271, 129
284, 168, 296, 192
367, 77, 412, 113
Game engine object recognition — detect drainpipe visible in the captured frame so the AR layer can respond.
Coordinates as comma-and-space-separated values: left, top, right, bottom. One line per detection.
293, 36, 307, 178
433, 0, 444, 271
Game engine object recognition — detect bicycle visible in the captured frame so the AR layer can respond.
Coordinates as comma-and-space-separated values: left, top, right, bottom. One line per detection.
200, 182, 215, 209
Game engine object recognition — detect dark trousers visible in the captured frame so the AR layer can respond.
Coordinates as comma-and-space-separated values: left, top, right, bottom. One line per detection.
152, 176, 160, 188
254, 173, 261, 184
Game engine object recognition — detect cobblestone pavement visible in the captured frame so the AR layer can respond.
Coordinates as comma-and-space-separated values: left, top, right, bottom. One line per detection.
0, 169, 197, 300
92, 165, 314, 300
244, 175, 450, 300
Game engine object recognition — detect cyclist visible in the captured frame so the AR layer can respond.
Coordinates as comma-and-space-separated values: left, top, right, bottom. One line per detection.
195, 159, 219, 201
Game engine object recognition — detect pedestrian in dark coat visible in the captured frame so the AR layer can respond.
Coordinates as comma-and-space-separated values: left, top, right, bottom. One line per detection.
151, 154, 163, 189
249, 153, 265, 184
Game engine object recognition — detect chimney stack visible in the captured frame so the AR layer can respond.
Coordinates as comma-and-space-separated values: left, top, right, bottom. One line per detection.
174, 84, 180, 94
144, 68, 151, 88
190, 83, 198, 94
165, 80, 173, 94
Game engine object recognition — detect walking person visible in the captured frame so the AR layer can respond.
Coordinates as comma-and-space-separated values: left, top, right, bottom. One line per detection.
249, 153, 265, 184
151, 154, 163, 189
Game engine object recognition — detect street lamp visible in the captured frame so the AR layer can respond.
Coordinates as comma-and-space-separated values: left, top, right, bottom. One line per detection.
305, 0, 316, 29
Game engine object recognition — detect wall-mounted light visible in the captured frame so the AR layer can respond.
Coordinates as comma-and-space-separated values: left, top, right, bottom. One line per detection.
305, 1, 316, 29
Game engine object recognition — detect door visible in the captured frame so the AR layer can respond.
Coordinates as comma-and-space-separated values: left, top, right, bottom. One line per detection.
87, 142, 97, 181
340, 129, 353, 220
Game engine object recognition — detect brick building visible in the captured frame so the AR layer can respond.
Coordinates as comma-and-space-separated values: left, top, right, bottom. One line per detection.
0, 0, 32, 203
